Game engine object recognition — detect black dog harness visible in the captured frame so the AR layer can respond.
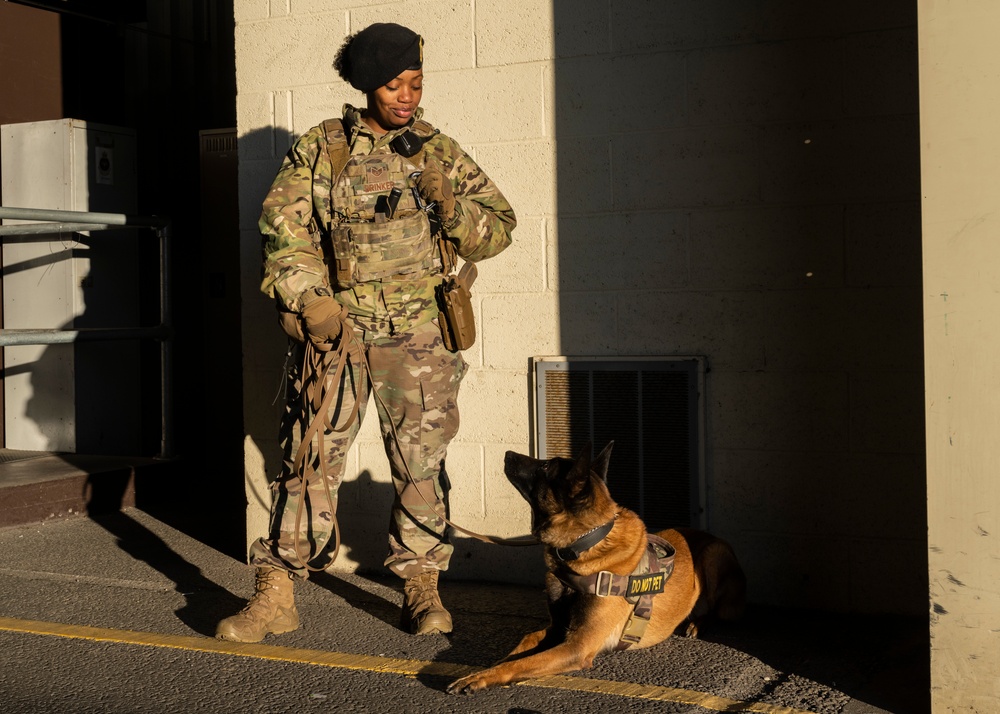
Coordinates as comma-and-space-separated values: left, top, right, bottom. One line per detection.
554, 518, 676, 651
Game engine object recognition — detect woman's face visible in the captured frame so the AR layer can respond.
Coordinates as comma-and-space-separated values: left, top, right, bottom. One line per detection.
363, 68, 423, 134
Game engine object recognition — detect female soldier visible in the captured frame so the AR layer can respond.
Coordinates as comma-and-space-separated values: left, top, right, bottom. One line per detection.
216, 22, 516, 642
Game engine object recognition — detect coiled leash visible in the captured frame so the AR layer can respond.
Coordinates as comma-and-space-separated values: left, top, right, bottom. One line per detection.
287, 329, 358, 572
285, 321, 537, 573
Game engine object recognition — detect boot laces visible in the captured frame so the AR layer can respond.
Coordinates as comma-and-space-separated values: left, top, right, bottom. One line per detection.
238, 570, 285, 616
404, 572, 442, 613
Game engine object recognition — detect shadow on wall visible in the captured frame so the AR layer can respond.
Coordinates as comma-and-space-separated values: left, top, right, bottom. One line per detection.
550, 0, 926, 617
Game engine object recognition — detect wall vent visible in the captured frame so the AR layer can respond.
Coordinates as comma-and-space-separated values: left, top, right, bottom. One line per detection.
199, 128, 237, 155
533, 356, 706, 530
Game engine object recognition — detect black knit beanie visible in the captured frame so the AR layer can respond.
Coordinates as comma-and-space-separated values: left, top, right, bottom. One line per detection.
334, 23, 423, 92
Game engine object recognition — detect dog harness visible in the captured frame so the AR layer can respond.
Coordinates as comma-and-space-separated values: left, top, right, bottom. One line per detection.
556, 530, 676, 651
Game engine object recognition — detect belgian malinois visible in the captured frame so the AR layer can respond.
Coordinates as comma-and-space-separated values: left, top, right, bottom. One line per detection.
447, 443, 746, 695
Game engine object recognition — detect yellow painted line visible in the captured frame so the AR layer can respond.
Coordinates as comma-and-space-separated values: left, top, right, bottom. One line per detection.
0, 616, 816, 714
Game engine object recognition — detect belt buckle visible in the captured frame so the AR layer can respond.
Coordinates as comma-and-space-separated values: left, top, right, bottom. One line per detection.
595, 571, 614, 597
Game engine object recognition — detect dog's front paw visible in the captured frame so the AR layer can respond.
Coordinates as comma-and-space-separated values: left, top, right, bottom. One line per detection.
447, 672, 494, 695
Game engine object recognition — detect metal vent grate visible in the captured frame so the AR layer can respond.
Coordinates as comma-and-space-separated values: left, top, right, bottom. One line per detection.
533, 356, 706, 530
199, 130, 237, 155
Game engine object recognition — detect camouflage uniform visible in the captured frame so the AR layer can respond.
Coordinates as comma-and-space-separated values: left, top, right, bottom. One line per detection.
250, 104, 515, 580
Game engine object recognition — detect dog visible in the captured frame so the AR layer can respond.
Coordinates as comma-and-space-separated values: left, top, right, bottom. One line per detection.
447, 442, 746, 695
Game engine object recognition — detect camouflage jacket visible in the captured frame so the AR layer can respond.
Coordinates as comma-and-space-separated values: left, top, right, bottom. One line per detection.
259, 104, 516, 336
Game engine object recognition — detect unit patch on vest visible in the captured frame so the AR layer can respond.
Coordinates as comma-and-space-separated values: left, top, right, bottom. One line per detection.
365, 165, 394, 193
626, 572, 666, 597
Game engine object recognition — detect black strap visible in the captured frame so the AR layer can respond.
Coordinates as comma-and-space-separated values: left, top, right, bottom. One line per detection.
554, 516, 617, 561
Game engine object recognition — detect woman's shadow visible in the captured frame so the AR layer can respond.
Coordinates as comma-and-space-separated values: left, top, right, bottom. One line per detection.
305, 468, 408, 629
84, 470, 245, 636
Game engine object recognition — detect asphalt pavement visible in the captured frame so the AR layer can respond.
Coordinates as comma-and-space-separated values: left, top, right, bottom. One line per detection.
0, 508, 929, 714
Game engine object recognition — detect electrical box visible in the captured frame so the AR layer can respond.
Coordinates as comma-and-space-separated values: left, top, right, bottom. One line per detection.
0, 119, 141, 454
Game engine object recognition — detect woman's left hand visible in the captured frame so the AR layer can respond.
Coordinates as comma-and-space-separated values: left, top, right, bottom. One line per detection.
415, 167, 456, 222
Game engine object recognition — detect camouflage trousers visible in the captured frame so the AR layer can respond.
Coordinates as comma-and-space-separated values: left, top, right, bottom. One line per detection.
248, 319, 467, 580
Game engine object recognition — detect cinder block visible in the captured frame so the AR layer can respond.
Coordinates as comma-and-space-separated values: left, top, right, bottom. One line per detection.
838, 452, 927, 541
553, 135, 612, 215
708, 369, 850, 452
609, 0, 759, 54
613, 125, 763, 211
551, 292, 624, 356
735, 530, 852, 610
479, 0, 610, 64
236, 93, 276, 160
244, 433, 272, 547
846, 202, 922, 288
421, 64, 545, 145
617, 291, 766, 371
475, 141, 555, 218
844, 29, 919, 118
760, 117, 920, 205
476, 0, 554, 65
483, 442, 533, 537
712, 448, 924, 543
239, 160, 284, 227
688, 41, 842, 126
480, 293, 559, 370
236, 18, 339, 90
456, 369, 533, 444
352, 0, 474, 73
688, 205, 845, 291
547, 56, 613, 137
442, 442, 485, 520
849, 536, 926, 616
849, 371, 926, 455
754, 0, 917, 42
762, 287, 923, 371
291, 84, 358, 136
476, 216, 544, 294
551, 211, 688, 293
234, 0, 270, 22
239, 299, 286, 369
602, 54, 687, 134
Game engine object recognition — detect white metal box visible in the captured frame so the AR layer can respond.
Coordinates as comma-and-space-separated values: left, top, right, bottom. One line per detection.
1, 119, 140, 454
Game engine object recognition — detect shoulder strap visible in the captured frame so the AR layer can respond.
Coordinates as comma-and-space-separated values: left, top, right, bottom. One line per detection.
412, 118, 437, 139
320, 118, 351, 180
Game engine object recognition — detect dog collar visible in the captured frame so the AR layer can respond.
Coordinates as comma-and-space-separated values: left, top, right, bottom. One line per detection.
553, 514, 618, 562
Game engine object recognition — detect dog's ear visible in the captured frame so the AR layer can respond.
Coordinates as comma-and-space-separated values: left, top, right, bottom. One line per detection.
566, 445, 594, 495
592, 441, 613, 483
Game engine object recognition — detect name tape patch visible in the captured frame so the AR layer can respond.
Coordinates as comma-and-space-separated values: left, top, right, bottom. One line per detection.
627, 572, 666, 597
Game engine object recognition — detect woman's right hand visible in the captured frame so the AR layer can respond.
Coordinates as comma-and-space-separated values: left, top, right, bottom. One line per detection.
300, 295, 345, 346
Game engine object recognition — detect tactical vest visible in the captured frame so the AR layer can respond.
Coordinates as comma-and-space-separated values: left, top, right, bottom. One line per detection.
320, 118, 453, 289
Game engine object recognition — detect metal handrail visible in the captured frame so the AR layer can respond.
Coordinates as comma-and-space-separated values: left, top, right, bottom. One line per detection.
0, 206, 174, 458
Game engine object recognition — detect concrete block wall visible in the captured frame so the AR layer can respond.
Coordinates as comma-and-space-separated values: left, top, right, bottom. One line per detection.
235, 0, 926, 612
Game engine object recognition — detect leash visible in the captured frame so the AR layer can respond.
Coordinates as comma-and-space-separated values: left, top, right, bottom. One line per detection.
285, 320, 537, 572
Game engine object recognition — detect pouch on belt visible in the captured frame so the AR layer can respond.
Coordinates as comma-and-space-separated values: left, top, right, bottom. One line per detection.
436, 260, 477, 352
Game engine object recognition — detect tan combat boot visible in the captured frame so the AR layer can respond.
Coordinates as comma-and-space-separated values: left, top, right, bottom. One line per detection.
215, 566, 299, 642
401, 570, 452, 635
